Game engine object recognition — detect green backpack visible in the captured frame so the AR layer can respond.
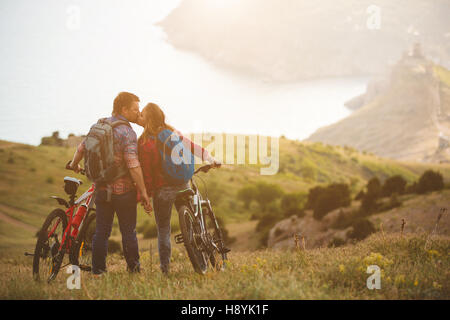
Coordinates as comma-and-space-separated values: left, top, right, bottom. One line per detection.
84, 118, 131, 193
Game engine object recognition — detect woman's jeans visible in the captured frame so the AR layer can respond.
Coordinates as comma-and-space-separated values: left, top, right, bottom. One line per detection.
153, 184, 188, 272
92, 189, 140, 274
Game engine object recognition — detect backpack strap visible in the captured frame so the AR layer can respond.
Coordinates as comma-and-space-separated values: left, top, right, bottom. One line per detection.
111, 120, 132, 128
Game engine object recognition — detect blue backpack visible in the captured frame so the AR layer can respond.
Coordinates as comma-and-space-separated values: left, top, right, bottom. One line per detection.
155, 129, 195, 185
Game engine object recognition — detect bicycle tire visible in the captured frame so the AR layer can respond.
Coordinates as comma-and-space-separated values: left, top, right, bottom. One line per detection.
204, 211, 227, 271
70, 212, 96, 271
32, 209, 67, 282
177, 205, 208, 274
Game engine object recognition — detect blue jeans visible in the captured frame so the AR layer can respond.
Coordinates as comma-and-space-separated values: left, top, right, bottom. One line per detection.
153, 184, 188, 272
92, 190, 140, 274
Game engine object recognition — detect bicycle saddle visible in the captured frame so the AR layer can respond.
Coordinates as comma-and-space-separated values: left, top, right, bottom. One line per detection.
64, 176, 82, 195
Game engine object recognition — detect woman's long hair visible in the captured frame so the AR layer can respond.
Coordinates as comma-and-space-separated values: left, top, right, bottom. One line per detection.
138, 102, 175, 144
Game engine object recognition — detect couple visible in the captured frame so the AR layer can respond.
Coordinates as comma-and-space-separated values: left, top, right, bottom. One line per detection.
68, 91, 220, 275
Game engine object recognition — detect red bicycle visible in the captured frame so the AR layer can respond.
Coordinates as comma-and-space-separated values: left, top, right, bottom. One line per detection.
29, 161, 96, 282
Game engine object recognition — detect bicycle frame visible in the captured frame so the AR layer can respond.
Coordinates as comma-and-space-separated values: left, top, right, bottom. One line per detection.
47, 183, 96, 252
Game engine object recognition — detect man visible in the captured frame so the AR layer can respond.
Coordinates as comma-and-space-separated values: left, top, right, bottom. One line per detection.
69, 91, 152, 275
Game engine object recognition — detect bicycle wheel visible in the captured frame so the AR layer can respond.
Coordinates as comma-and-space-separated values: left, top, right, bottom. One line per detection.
177, 205, 208, 274
32, 209, 67, 282
204, 210, 228, 271
70, 212, 95, 272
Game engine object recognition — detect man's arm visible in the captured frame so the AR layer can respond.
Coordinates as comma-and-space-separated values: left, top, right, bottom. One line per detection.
123, 132, 152, 214
69, 139, 85, 173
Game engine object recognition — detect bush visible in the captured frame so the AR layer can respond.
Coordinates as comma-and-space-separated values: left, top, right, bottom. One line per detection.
360, 177, 382, 215
307, 183, 351, 220
382, 175, 407, 197
253, 182, 284, 212
280, 193, 306, 218
46, 177, 54, 184
417, 170, 444, 194
348, 218, 376, 241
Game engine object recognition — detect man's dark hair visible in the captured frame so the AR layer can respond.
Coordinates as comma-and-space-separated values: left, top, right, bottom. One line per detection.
112, 92, 140, 116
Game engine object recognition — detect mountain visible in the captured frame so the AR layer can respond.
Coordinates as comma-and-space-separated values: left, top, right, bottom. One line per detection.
307, 48, 450, 163
158, 0, 450, 81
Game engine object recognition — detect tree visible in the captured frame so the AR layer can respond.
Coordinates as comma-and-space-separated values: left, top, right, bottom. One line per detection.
382, 175, 407, 197
360, 177, 381, 215
308, 183, 351, 220
253, 182, 284, 212
417, 170, 444, 194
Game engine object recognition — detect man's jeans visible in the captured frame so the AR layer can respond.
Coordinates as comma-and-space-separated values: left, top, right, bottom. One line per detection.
92, 190, 140, 274
153, 184, 188, 272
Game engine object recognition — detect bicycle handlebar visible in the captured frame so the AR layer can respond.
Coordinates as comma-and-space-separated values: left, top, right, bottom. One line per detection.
194, 163, 221, 175
65, 160, 86, 175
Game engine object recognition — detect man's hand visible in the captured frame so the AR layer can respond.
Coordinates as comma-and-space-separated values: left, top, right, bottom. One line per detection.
140, 193, 153, 215
66, 160, 82, 173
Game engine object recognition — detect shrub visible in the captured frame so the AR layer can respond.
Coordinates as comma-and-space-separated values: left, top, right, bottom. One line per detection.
348, 218, 376, 241
308, 183, 351, 220
280, 193, 306, 218
46, 177, 54, 184
7, 157, 14, 164
382, 175, 407, 197
360, 177, 382, 215
417, 170, 444, 194
253, 182, 284, 212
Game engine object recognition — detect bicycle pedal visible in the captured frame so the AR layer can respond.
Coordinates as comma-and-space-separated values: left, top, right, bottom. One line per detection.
174, 233, 184, 244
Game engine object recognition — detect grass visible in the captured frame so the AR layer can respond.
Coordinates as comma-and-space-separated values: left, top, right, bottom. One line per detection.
0, 233, 448, 299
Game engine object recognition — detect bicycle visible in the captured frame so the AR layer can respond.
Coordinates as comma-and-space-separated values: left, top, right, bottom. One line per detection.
174, 163, 231, 274
27, 161, 96, 282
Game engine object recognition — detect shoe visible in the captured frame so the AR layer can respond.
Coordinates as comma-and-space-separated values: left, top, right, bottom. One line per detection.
127, 264, 141, 274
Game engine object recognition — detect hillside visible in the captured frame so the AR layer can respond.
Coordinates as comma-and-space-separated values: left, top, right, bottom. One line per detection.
1, 138, 449, 255
307, 54, 450, 163
267, 189, 450, 250
1, 233, 448, 299
158, 0, 450, 81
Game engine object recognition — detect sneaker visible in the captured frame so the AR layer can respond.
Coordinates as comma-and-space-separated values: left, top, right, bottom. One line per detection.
127, 264, 141, 274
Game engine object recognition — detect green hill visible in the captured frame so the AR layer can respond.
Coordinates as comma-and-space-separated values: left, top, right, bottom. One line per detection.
1, 137, 449, 255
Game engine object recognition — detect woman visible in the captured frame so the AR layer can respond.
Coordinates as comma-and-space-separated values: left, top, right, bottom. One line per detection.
137, 102, 220, 275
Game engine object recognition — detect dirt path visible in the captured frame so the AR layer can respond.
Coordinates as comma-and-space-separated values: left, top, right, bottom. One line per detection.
0, 205, 38, 232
